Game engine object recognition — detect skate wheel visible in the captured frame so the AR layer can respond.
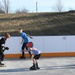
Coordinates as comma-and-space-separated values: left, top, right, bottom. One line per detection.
30, 67, 37, 70
37, 67, 40, 69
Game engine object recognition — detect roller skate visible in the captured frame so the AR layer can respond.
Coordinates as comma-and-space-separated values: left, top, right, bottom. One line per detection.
30, 63, 37, 70
0, 62, 6, 67
36, 63, 40, 69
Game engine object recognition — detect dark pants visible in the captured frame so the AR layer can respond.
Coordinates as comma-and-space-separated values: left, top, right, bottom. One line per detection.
21, 42, 31, 58
33, 54, 41, 59
0, 50, 5, 61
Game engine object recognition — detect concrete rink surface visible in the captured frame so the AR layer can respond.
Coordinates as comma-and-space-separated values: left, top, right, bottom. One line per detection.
0, 57, 75, 75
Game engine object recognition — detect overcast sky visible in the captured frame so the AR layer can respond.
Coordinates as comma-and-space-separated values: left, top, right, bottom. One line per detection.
1, 0, 75, 13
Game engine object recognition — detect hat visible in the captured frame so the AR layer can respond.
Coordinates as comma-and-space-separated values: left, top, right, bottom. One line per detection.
26, 42, 33, 47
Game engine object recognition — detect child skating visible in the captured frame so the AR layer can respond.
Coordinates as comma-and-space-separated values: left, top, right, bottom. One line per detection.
19, 28, 33, 59
22, 42, 41, 70
0, 33, 10, 66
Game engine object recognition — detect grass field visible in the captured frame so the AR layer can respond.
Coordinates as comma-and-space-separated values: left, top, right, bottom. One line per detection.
0, 12, 75, 36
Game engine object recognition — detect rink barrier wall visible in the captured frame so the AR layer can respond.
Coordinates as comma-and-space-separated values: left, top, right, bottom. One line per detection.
5, 52, 75, 58
0, 36, 75, 58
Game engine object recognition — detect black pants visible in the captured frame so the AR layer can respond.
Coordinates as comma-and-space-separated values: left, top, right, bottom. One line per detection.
33, 54, 41, 59
21, 42, 31, 57
0, 50, 5, 61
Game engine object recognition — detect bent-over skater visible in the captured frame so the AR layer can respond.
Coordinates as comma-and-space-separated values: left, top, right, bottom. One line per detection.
22, 42, 41, 70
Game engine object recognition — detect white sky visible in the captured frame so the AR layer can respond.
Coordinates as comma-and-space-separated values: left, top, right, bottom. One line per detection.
1, 0, 75, 13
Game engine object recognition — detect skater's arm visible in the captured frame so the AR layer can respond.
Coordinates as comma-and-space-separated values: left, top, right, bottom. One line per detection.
1, 44, 5, 51
30, 48, 37, 50
27, 34, 33, 39
21, 38, 24, 44
1, 44, 9, 51
0, 38, 5, 51
21, 50, 30, 52
21, 48, 37, 52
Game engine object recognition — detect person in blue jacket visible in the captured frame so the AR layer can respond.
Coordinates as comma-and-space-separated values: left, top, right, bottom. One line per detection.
19, 28, 33, 59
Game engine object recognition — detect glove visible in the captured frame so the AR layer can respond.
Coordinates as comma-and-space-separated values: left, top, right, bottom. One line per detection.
5, 47, 9, 50
30, 36, 33, 39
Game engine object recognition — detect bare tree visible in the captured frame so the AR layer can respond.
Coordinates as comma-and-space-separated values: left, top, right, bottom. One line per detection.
0, 1, 5, 13
1, 0, 10, 13
52, 0, 64, 12
0, 8, 5, 13
16, 8, 29, 13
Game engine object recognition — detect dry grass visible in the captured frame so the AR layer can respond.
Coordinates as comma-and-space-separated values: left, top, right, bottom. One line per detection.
0, 12, 75, 36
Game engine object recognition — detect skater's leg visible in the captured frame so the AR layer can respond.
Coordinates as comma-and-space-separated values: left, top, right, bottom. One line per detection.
26, 45, 32, 58
28, 51, 32, 58
22, 43, 25, 57
0, 50, 5, 65
33, 54, 41, 69
30, 57, 37, 70
22, 51, 25, 57
32, 55, 37, 65
20, 43, 26, 59
36, 61, 40, 69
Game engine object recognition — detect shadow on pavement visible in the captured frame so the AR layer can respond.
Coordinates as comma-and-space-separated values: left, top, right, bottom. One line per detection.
0, 64, 75, 72
41, 64, 75, 70
0, 68, 29, 72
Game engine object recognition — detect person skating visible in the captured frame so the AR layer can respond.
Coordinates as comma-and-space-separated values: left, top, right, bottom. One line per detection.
0, 33, 10, 66
22, 42, 41, 70
19, 28, 33, 59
